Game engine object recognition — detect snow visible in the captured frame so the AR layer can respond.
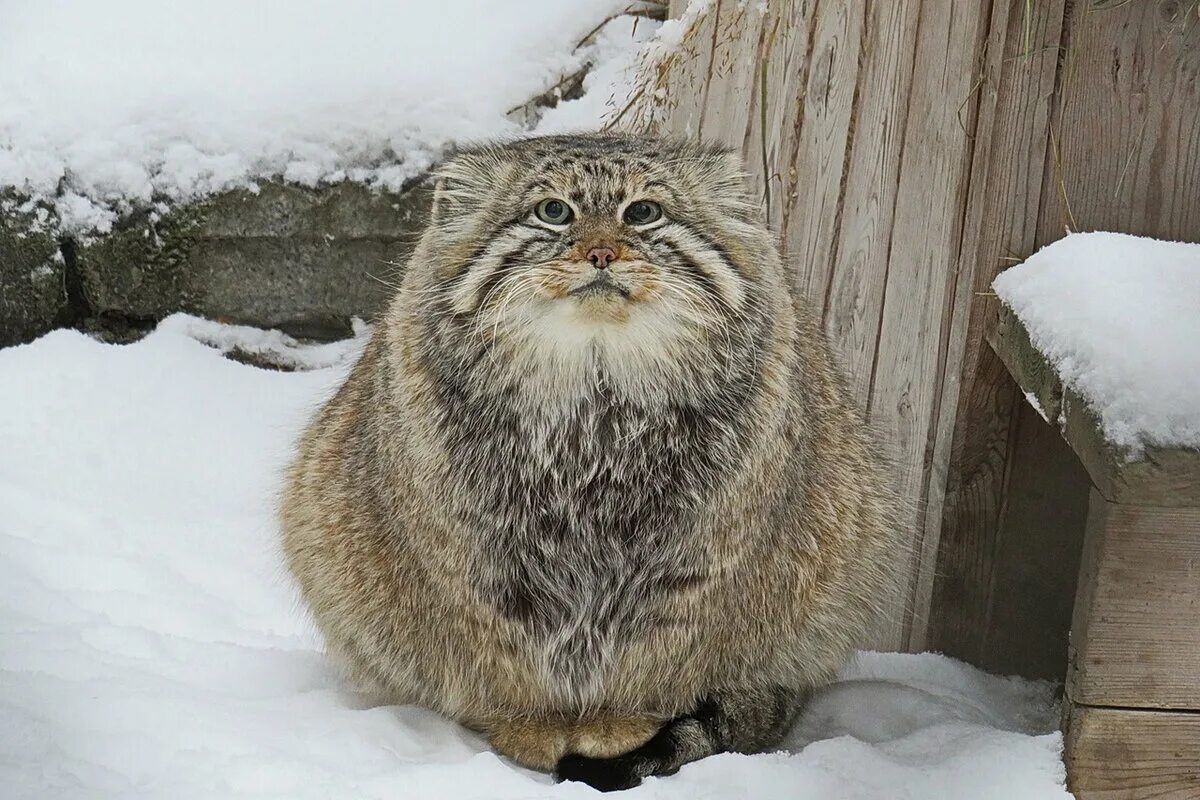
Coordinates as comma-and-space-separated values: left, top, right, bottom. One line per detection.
0, 317, 1073, 799
993, 232, 1200, 453
0, 0, 645, 234
536, 16, 661, 134
1024, 391, 1050, 424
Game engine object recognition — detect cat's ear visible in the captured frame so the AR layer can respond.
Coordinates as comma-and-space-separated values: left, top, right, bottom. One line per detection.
430, 148, 517, 231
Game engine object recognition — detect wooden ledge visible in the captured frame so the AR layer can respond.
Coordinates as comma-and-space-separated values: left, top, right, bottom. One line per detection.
988, 305, 1200, 507
1065, 704, 1200, 800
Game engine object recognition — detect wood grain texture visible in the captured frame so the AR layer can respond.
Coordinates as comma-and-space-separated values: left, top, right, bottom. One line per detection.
924, 0, 1070, 660
1068, 491, 1200, 710
622, 0, 721, 135
820, 0, 922, 408
990, 306, 1200, 507
775, 0, 860, 276
1038, 0, 1200, 241
1065, 704, 1200, 800
973, 400, 1091, 680
867, 0, 991, 646
741, 0, 802, 224
691, 1, 765, 146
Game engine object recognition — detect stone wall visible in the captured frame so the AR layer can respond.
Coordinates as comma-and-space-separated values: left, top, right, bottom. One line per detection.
0, 201, 71, 345
1, 179, 432, 347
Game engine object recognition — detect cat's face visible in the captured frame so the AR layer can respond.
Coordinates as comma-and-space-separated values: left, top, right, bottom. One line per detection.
410, 135, 777, 387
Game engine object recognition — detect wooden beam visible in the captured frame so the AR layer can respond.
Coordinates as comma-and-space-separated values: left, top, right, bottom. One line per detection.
1069, 491, 1200, 710
1065, 704, 1200, 800
990, 306, 1200, 507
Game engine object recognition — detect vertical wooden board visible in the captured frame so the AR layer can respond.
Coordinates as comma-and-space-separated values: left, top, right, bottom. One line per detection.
1065, 704, 1200, 800
866, 0, 990, 646
620, 0, 722, 135
976, 402, 1091, 679
821, 0, 923, 408
1039, 0, 1200, 241
675, 0, 766, 147
663, 0, 721, 136
742, 0, 816, 229
925, 0, 1070, 656
925, 361, 1021, 663
778, 0, 867, 302
1068, 493, 1200, 709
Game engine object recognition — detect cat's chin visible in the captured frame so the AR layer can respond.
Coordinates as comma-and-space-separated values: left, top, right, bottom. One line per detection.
566, 276, 631, 300
567, 293, 633, 325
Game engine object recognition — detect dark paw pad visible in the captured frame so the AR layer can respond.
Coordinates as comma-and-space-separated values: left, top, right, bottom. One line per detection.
555, 752, 645, 792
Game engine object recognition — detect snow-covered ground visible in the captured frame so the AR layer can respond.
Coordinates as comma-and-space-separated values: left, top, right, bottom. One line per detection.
0, 318, 1073, 799
0, 0, 655, 234
994, 232, 1200, 453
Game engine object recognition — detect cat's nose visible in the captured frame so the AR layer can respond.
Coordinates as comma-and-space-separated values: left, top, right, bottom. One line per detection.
586, 247, 617, 270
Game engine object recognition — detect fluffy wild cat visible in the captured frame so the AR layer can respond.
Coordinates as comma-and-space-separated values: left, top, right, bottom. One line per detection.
281, 133, 899, 791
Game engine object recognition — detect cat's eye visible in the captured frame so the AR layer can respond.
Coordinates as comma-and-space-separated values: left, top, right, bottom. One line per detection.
535, 198, 573, 225
623, 200, 662, 226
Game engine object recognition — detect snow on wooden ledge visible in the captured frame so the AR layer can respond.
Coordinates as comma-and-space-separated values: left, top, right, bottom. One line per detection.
993, 232, 1200, 455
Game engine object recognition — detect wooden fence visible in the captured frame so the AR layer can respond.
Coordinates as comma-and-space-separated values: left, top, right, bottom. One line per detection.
617, 0, 1200, 654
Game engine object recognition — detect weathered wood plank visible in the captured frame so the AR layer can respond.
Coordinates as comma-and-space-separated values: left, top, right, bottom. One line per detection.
692, 1, 766, 148
624, 0, 1200, 654
972, 400, 1090, 680
744, 0, 819, 232
1038, 0, 1200, 241
924, 0, 1070, 660
821, 0, 922, 407
778, 0, 864, 300
1065, 704, 1200, 800
619, 0, 721, 135
990, 306, 1200, 506
1068, 491, 1200, 710
1061, 386, 1200, 508
868, 0, 993, 647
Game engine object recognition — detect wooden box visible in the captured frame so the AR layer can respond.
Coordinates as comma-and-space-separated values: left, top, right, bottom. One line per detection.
990, 307, 1200, 800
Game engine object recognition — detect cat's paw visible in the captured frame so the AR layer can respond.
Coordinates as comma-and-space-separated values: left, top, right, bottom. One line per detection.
555, 752, 646, 792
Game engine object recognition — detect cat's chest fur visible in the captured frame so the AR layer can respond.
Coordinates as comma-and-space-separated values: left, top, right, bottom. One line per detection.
443, 374, 740, 695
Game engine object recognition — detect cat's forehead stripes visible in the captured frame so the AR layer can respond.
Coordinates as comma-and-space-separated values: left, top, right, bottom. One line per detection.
523, 155, 660, 215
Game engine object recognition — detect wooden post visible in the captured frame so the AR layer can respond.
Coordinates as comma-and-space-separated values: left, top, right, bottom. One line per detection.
990, 306, 1200, 799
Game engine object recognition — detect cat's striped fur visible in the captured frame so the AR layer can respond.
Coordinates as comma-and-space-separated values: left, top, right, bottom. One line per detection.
281, 134, 900, 791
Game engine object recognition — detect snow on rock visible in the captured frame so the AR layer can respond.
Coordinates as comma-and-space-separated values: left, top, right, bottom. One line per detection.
0, 0, 638, 233
993, 232, 1200, 453
0, 317, 1072, 799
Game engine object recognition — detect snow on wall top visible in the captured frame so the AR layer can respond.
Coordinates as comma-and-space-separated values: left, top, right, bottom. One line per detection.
0, 0, 638, 233
993, 231, 1200, 453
